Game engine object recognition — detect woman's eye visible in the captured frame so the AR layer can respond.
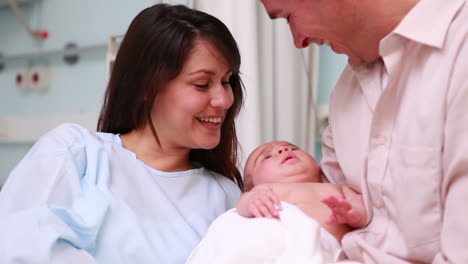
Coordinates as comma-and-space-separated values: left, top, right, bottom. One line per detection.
193, 83, 208, 88
221, 81, 231, 86
264, 155, 272, 160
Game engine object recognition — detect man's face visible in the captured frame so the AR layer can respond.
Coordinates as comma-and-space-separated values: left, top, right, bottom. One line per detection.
260, 0, 381, 65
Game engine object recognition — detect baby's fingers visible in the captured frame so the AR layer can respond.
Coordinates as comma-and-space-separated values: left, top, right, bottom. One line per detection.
324, 214, 338, 225
321, 196, 340, 210
258, 204, 274, 218
252, 196, 278, 218
265, 193, 281, 217
268, 192, 282, 211
322, 196, 351, 212
249, 205, 264, 218
251, 201, 273, 218
260, 195, 280, 218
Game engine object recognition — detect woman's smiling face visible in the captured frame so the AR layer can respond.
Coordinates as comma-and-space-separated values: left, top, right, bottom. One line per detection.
151, 39, 234, 151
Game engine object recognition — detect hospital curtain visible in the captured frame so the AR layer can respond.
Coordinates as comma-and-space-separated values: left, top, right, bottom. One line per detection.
194, 0, 320, 173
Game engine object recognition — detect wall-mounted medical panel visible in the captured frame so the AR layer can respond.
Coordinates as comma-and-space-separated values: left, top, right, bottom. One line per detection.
0, 113, 98, 143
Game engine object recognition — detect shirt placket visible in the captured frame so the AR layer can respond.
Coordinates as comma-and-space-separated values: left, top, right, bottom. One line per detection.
364, 49, 404, 236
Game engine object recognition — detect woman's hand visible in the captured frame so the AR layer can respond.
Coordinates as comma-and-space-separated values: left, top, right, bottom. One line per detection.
236, 184, 282, 218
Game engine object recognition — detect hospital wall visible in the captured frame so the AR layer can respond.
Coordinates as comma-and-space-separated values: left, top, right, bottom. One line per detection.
315, 46, 348, 160
0, 0, 347, 186
0, 0, 186, 186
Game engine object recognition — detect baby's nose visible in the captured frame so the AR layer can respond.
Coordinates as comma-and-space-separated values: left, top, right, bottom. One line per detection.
276, 146, 290, 155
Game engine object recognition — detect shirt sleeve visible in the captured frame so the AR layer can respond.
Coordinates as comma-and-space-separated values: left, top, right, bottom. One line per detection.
0, 124, 107, 263
215, 175, 242, 209
433, 52, 468, 263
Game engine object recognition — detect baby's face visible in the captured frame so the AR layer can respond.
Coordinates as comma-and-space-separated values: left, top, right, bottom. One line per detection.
245, 141, 319, 187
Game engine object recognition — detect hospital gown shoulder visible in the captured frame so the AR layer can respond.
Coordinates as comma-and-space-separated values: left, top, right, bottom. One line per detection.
207, 170, 242, 208
5, 123, 102, 187
32, 123, 107, 152
1, 123, 110, 209
0, 123, 114, 262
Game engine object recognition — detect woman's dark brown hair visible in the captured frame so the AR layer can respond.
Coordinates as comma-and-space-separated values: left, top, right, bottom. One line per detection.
97, 4, 244, 191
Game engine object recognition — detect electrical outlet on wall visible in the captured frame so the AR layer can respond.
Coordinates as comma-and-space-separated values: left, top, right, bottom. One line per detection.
29, 66, 51, 90
0, 118, 8, 139
15, 69, 30, 89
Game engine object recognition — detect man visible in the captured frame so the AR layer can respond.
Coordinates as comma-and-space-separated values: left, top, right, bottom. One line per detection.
259, 0, 468, 263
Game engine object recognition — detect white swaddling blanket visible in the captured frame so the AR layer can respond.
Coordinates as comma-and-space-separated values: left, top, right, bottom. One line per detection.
185, 202, 349, 264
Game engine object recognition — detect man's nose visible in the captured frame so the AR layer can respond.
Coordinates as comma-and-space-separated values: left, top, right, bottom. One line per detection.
295, 37, 312, 48
289, 22, 312, 49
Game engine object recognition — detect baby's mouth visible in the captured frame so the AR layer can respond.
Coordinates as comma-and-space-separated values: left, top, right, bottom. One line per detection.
281, 155, 296, 164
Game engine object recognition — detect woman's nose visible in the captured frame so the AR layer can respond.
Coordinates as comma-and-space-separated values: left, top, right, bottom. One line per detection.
211, 85, 234, 109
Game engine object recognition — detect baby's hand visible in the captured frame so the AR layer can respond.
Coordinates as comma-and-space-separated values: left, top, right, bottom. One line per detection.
321, 186, 366, 228
237, 184, 282, 219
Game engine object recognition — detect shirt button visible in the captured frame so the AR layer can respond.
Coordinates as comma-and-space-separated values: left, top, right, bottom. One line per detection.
372, 135, 386, 145
374, 199, 383, 208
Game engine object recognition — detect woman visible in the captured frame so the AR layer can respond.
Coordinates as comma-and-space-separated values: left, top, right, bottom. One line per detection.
0, 4, 244, 263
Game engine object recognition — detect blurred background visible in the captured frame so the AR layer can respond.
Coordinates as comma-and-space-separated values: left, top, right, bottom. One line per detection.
0, 0, 347, 186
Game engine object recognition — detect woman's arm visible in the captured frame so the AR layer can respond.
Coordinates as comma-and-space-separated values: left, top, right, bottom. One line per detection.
0, 124, 103, 263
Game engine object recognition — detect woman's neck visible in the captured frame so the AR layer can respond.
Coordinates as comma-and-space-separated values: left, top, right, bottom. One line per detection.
120, 128, 194, 172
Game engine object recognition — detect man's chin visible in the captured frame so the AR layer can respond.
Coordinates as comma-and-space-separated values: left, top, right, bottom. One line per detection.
348, 56, 381, 68
348, 56, 365, 67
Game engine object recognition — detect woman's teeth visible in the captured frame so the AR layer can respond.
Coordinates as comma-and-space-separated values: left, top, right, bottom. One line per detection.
198, 117, 222, 124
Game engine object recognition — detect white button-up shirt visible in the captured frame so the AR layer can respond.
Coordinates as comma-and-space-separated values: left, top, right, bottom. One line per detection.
321, 0, 468, 263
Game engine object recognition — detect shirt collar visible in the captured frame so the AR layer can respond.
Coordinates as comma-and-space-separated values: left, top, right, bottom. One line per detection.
387, 0, 465, 48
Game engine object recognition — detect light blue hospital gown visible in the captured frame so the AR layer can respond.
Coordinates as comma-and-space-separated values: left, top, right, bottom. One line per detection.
0, 123, 241, 264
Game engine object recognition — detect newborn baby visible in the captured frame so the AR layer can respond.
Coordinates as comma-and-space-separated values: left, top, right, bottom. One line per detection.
239, 141, 367, 242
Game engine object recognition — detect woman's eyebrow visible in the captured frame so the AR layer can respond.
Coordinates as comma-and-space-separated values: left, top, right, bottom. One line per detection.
188, 69, 216, 76
187, 69, 232, 78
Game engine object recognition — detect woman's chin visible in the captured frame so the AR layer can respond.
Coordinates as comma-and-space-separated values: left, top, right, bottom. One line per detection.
198, 139, 221, 150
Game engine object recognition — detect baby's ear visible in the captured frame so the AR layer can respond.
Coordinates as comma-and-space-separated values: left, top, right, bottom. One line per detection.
243, 175, 253, 192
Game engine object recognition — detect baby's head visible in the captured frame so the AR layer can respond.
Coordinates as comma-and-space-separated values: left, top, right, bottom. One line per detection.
243, 141, 320, 191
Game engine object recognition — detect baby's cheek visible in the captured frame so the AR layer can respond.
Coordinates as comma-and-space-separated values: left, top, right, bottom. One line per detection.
253, 171, 271, 186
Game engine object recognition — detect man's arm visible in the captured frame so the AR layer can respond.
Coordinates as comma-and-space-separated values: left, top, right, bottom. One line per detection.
433, 51, 468, 263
